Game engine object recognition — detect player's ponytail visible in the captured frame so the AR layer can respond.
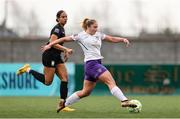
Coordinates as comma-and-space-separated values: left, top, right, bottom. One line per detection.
81, 18, 96, 31
82, 18, 89, 30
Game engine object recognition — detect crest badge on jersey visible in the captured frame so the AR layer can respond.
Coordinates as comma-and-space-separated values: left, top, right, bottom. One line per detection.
54, 28, 59, 33
97, 68, 102, 73
51, 61, 55, 66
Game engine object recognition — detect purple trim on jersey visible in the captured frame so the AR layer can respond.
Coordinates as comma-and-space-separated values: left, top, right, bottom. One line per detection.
84, 59, 107, 82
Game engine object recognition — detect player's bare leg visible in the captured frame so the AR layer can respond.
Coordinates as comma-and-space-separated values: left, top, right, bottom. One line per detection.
98, 70, 137, 108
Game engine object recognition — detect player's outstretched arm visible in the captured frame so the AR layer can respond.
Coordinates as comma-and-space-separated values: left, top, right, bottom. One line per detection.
41, 36, 73, 52
50, 34, 70, 52
104, 35, 130, 47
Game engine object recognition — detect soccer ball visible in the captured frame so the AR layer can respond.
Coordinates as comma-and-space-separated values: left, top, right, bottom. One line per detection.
127, 100, 142, 113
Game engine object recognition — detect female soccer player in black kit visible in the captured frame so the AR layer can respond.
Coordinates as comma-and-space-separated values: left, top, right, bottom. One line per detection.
16, 10, 75, 112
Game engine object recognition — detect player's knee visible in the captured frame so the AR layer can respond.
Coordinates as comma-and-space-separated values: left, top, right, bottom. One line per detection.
45, 80, 52, 86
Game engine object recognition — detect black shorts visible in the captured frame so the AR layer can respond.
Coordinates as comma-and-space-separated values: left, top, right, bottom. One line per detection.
42, 49, 64, 68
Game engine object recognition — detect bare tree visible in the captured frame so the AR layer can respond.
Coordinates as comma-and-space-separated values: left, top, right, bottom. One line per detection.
96, 0, 112, 33
9, 1, 41, 37
26, 10, 41, 37
130, 0, 148, 36
157, 11, 176, 36
1, 0, 8, 29
10, 0, 28, 36
71, 0, 113, 34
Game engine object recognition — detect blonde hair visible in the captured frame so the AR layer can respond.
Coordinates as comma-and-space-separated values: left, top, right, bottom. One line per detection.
81, 18, 96, 30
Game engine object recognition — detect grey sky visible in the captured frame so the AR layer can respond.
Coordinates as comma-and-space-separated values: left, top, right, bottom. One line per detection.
0, 0, 180, 37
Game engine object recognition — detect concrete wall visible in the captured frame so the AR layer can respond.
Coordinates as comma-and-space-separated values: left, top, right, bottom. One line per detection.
0, 37, 180, 64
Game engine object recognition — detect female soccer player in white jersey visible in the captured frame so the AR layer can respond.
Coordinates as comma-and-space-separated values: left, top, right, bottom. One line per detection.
42, 18, 137, 112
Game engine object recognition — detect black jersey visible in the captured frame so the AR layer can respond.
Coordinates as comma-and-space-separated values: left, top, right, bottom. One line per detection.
42, 24, 65, 67
48, 23, 65, 53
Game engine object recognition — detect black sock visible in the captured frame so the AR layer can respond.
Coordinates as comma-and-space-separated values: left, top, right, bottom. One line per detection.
60, 81, 68, 100
29, 70, 45, 84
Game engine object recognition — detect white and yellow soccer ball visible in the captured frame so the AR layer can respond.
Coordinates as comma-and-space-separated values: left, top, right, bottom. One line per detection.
127, 99, 142, 113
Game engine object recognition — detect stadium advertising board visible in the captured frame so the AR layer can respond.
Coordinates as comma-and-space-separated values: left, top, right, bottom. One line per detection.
75, 64, 180, 94
0, 63, 75, 96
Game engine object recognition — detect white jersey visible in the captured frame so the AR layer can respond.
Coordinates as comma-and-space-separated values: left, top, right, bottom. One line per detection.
70, 31, 106, 62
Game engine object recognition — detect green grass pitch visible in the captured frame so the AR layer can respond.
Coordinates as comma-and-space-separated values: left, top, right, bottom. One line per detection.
0, 95, 180, 118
